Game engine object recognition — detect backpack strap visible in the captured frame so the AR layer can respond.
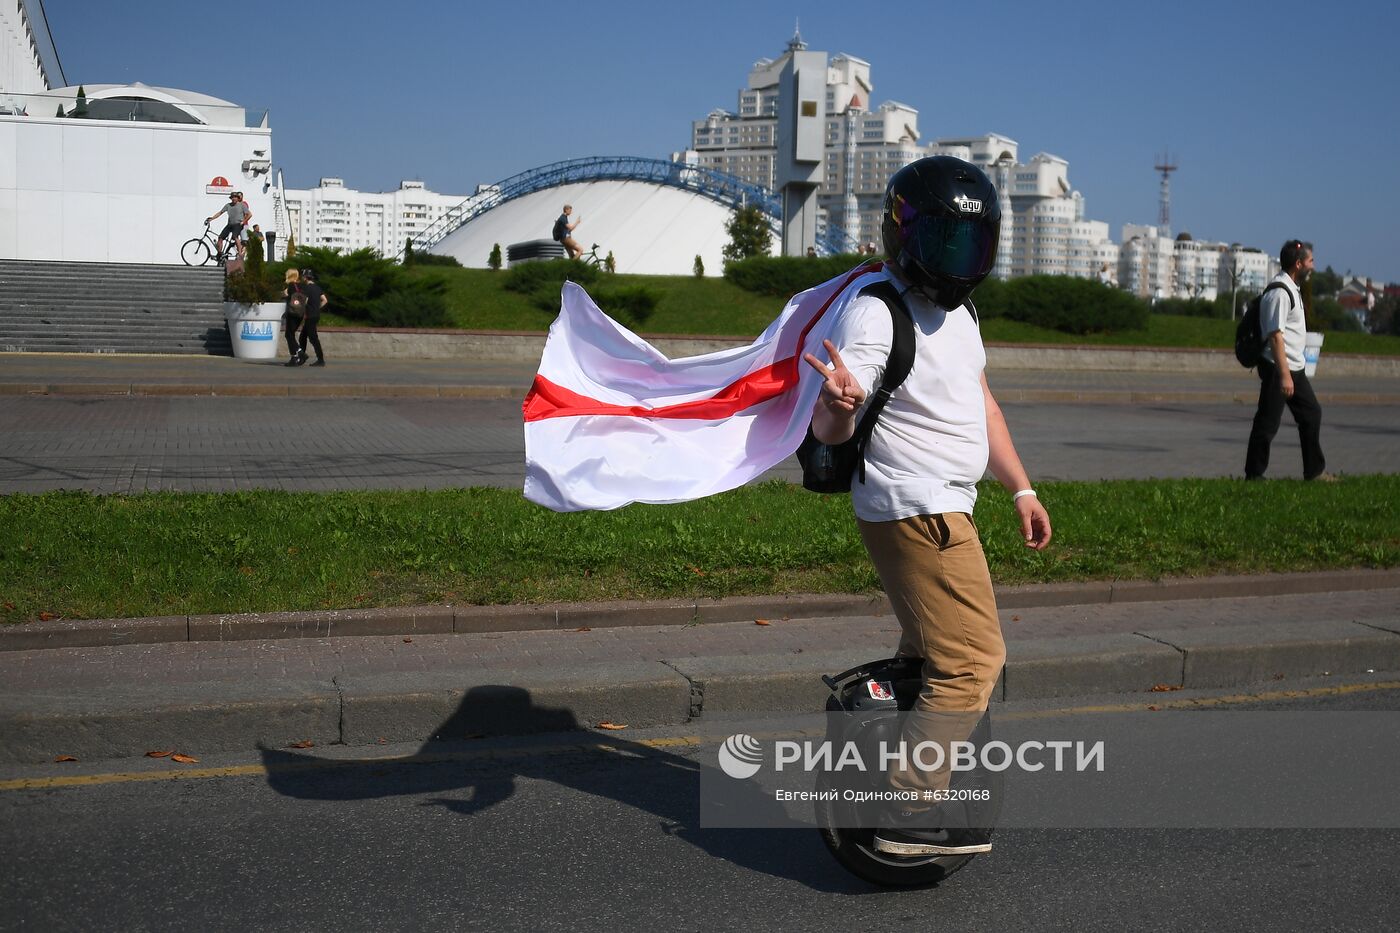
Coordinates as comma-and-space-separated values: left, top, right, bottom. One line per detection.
850, 279, 915, 484
1262, 280, 1295, 309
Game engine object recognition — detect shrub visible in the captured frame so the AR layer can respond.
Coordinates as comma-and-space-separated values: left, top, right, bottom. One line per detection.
222, 235, 280, 303
1310, 296, 1363, 333
1153, 296, 1224, 319
488, 243, 502, 271
503, 258, 600, 294
405, 252, 461, 267
1000, 276, 1148, 334
369, 284, 450, 327
723, 254, 872, 298
693, 255, 705, 278
593, 285, 660, 328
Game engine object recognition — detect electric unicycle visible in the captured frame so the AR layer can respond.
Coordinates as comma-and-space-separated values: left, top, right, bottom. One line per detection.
815, 657, 1002, 887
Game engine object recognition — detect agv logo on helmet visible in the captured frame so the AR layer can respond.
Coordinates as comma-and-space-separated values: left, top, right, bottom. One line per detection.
953, 195, 983, 213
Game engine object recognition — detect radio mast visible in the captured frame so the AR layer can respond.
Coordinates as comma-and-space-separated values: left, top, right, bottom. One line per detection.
1155, 151, 1178, 235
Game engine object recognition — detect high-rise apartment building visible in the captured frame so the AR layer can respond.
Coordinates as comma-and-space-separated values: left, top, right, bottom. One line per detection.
687, 33, 1118, 280
1118, 224, 1276, 301
283, 178, 472, 255
688, 32, 928, 250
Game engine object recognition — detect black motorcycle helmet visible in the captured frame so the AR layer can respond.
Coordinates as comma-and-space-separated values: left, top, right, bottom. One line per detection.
881, 156, 1001, 309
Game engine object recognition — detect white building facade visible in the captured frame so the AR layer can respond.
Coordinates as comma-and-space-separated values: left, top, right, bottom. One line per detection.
283, 178, 472, 256
1118, 223, 1276, 302
1, 82, 276, 264
0, 0, 60, 97
688, 35, 1119, 278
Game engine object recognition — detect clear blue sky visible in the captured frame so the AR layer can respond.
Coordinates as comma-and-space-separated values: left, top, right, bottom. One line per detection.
46, 0, 1400, 281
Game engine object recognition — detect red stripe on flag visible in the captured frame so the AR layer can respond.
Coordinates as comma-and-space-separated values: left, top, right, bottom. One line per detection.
522, 262, 880, 423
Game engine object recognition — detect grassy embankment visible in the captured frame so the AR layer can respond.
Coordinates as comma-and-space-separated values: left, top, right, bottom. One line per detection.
314, 266, 1400, 357
3, 476, 1398, 624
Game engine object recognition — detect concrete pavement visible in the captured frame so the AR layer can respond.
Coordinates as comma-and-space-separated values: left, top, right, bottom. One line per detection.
4, 351, 1400, 404
2, 570, 1398, 764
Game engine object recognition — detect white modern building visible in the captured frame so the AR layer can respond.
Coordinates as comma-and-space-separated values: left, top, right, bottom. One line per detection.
283, 178, 474, 256
1118, 223, 1276, 301
688, 34, 1119, 280
688, 32, 930, 251
1, 0, 60, 95
1, 81, 276, 264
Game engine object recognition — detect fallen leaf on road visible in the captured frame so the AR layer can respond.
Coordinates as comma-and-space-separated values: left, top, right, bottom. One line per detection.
754, 619, 771, 626
1150, 684, 1182, 692
596, 722, 629, 731
288, 740, 314, 749
170, 753, 199, 764
1011, 615, 1021, 622
402, 637, 413, 643
574, 626, 592, 633
1146, 705, 1160, 711
53, 755, 77, 762
145, 750, 173, 758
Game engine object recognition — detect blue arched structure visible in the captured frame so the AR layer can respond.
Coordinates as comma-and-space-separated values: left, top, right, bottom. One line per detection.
407, 156, 855, 258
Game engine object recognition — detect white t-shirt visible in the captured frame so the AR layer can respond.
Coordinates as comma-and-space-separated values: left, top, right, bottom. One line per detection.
1259, 272, 1306, 371
826, 276, 988, 522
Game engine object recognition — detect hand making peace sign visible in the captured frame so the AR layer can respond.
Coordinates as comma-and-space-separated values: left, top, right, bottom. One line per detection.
803, 339, 866, 415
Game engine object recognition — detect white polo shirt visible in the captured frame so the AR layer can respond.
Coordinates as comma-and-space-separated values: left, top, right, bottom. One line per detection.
1259, 272, 1306, 371
826, 276, 988, 522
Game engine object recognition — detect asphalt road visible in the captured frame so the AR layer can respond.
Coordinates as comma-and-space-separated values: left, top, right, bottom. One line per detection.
3, 677, 1398, 932
2, 395, 1397, 493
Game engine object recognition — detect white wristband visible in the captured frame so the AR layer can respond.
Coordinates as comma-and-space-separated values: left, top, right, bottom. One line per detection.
1013, 489, 1037, 502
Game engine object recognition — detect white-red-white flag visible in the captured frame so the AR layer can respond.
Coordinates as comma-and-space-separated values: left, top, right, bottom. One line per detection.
522, 262, 887, 511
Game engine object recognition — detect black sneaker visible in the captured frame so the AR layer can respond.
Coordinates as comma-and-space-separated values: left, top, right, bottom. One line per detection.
284, 356, 299, 367
873, 812, 996, 851
310, 359, 325, 367
293, 352, 307, 366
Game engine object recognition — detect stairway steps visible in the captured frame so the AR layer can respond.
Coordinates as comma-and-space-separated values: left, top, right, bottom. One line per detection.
0, 259, 233, 355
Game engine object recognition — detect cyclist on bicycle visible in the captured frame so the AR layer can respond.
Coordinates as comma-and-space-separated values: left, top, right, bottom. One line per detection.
206, 192, 252, 262
552, 204, 583, 260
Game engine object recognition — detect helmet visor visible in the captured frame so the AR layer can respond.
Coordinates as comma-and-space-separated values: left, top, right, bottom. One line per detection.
903, 214, 998, 281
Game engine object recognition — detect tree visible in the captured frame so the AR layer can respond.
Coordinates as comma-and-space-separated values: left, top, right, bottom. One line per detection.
693, 254, 705, 278
488, 243, 502, 271
1313, 264, 1343, 298
285, 233, 297, 258
403, 237, 414, 265
722, 204, 772, 263
1368, 294, 1400, 336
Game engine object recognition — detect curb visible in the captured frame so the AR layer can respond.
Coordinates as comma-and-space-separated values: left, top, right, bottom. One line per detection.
3, 619, 1398, 764
6, 568, 1400, 653
3, 381, 1397, 406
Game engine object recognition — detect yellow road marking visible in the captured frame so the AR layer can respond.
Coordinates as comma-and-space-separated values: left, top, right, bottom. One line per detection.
5, 680, 1398, 793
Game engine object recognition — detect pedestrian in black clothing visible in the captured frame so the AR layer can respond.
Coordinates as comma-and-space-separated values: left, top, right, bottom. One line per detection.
1244, 239, 1335, 481
282, 268, 304, 365
294, 269, 326, 366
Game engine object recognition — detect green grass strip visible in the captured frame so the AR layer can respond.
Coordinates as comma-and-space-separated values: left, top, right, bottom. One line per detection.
3, 476, 1398, 624
376, 266, 1400, 356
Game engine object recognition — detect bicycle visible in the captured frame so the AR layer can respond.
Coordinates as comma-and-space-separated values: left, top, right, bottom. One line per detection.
580, 243, 610, 270
180, 221, 239, 267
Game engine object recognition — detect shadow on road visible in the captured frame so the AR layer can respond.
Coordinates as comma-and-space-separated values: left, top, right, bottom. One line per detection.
259, 685, 871, 893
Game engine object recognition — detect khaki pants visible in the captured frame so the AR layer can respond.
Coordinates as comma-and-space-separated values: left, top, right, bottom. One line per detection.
858, 511, 1004, 797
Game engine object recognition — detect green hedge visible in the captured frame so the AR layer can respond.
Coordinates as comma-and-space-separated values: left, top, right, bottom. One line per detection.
282, 246, 449, 328
993, 276, 1149, 334
723, 254, 872, 297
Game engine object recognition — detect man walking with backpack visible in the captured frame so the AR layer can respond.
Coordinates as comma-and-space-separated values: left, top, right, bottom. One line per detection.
1244, 239, 1334, 481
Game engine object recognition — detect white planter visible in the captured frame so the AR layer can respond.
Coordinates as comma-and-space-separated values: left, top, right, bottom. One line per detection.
1303, 332, 1324, 378
224, 302, 285, 360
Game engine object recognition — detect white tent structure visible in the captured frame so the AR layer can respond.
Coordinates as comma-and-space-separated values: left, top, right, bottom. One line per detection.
430, 179, 761, 276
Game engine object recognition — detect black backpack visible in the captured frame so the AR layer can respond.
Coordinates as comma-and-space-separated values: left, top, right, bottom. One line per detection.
1234, 281, 1293, 368
796, 280, 917, 493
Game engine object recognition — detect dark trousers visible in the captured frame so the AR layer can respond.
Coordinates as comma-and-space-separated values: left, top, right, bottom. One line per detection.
284, 313, 300, 357
297, 316, 323, 362
1245, 359, 1325, 479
